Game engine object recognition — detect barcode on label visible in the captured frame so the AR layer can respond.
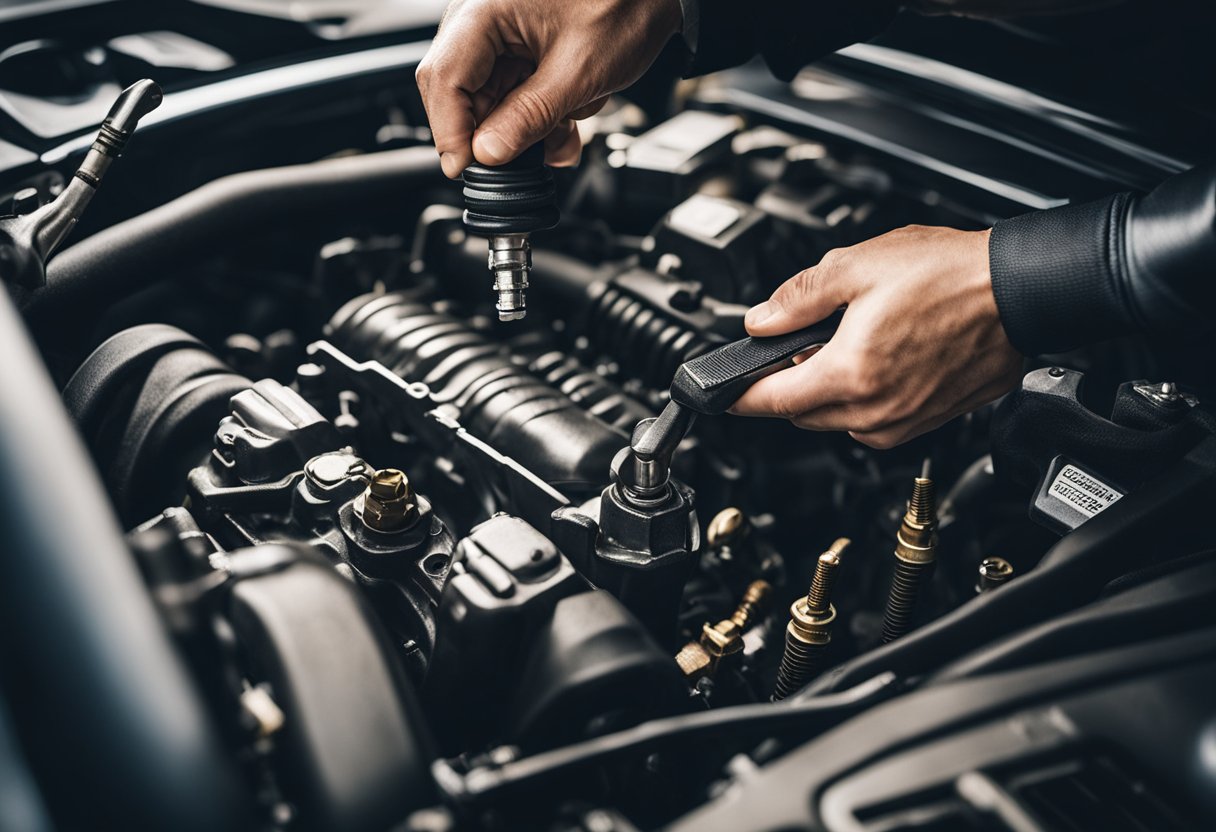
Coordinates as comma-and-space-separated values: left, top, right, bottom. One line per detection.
1047, 464, 1123, 518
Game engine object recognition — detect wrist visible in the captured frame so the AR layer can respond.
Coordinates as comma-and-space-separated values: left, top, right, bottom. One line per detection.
969, 227, 1007, 334
974, 227, 996, 306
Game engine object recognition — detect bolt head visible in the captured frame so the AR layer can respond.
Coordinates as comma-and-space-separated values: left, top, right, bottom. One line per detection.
360, 468, 418, 532
977, 556, 1014, 592
369, 468, 408, 500
979, 556, 1013, 578
600, 484, 691, 556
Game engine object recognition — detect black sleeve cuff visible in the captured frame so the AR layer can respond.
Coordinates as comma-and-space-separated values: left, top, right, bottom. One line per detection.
687, 0, 899, 80
989, 193, 1137, 355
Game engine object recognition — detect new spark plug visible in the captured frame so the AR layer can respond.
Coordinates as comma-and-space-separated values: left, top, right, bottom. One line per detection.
460, 144, 559, 321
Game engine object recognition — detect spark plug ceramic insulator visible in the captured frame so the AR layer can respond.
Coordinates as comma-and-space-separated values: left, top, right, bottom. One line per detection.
461, 144, 559, 321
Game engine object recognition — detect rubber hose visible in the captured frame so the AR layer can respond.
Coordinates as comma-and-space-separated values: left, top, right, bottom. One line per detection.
24, 146, 442, 321
0, 290, 247, 829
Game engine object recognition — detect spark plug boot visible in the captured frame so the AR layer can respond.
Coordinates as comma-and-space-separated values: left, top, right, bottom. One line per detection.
461, 143, 559, 321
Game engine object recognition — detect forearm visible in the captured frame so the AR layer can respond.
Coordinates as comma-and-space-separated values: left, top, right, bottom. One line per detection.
990, 162, 1216, 354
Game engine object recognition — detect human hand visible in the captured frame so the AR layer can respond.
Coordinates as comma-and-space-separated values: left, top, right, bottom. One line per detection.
416, 0, 683, 178
731, 226, 1023, 449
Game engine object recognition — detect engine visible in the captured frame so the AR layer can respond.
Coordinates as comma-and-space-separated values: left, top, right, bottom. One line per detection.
3, 19, 1216, 831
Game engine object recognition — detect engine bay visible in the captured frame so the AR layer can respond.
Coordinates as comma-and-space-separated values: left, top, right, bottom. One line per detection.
2, 7, 1216, 830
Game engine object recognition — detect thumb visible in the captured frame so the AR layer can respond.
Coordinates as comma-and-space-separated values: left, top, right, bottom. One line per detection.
472, 56, 587, 166
746, 252, 859, 336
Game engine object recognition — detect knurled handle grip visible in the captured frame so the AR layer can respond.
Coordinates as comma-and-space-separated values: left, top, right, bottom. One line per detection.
669, 310, 844, 415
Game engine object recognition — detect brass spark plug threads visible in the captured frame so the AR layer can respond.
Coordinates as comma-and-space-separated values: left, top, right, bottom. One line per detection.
731, 580, 771, 628
880, 471, 938, 644
772, 538, 849, 702
675, 579, 773, 681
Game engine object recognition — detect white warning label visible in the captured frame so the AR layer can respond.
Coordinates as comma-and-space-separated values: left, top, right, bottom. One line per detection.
1048, 464, 1123, 518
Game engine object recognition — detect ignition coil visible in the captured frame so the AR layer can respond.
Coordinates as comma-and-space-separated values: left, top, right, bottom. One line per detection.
461, 143, 559, 321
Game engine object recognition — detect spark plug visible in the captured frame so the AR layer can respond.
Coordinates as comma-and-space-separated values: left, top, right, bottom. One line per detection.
460, 143, 559, 321
880, 464, 939, 643
771, 538, 849, 701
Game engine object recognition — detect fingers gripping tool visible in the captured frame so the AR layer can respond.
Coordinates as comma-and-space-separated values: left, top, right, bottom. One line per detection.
619, 311, 844, 495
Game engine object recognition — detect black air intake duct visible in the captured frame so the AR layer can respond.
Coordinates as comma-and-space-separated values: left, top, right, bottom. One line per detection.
327, 293, 643, 496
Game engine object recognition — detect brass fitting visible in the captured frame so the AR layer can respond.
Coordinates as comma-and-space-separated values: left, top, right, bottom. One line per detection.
976, 556, 1014, 593
895, 474, 938, 561
357, 468, 418, 532
675, 579, 772, 682
675, 620, 743, 681
731, 579, 771, 628
674, 641, 712, 679
706, 507, 748, 549
881, 469, 939, 643
772, 538, 849, 701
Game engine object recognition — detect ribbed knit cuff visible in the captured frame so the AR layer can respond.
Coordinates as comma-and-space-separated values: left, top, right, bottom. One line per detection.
989, 193, 1136, 355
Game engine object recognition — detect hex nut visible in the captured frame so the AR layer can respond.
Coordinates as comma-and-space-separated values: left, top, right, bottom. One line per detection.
358, 468, 419, 532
